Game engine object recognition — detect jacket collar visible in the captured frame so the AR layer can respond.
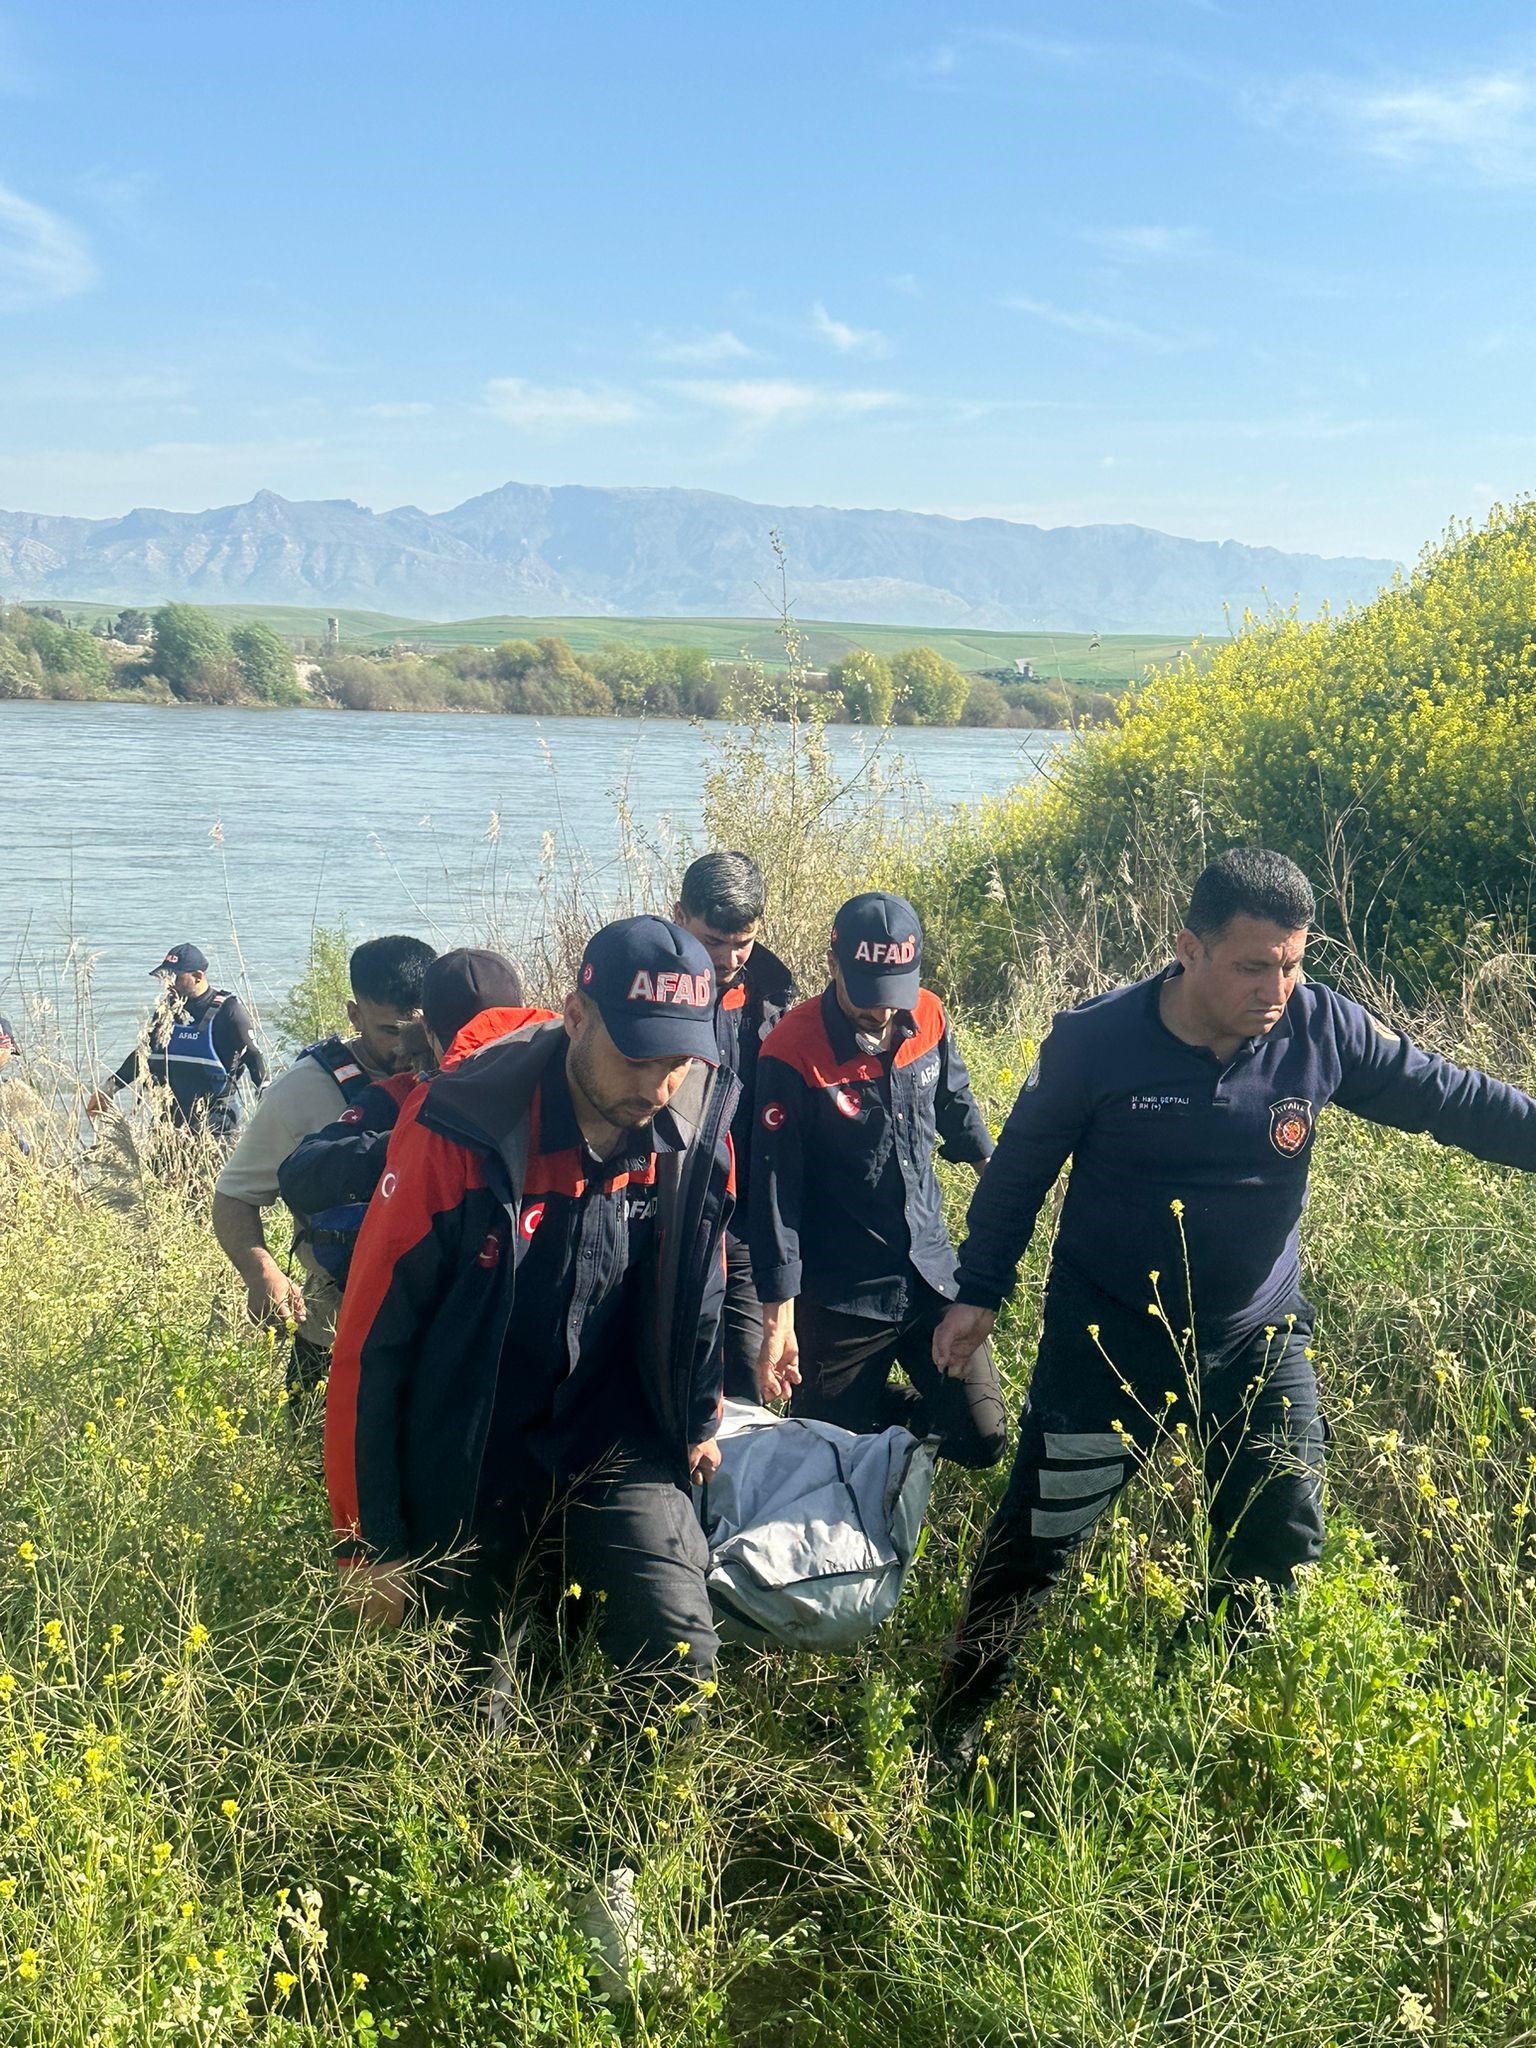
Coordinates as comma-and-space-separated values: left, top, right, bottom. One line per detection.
819, 981, 915, 1064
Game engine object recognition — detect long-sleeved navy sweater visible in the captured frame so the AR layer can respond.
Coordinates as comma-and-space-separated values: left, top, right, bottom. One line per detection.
956, 967, 1536, 1339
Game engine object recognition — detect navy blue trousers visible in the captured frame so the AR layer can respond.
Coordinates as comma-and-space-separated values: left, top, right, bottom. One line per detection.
959, 1268, 1325, 1642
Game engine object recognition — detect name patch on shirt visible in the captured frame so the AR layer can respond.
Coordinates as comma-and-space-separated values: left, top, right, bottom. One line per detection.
1129, 1091, 1193, 1113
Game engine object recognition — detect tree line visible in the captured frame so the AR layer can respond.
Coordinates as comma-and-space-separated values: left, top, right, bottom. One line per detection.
0, 601, 1117, 727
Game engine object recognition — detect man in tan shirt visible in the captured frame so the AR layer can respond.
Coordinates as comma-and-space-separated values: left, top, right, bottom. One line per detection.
212, 934, 435, 1395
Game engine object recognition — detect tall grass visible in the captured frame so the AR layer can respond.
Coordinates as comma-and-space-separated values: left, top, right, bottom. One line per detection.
6, 711, 1536, 2041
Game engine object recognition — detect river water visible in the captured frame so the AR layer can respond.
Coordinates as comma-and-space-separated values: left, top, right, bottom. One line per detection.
0, 702, 1061, 1067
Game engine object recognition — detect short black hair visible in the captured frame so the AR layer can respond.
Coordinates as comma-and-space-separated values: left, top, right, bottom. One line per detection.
1186, 849, 1315, 943
349, 934, 436, 1010
679, 851, 766, 932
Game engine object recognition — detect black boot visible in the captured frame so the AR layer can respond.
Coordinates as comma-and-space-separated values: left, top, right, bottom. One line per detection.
928, 1596, 1034, 1781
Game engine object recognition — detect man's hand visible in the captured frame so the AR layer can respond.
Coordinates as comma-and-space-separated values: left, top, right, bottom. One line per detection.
339, 1561, 409, 1628
756, 1301, 801, 1404
83, 1087, 118, 1121
244, 1255, 307, 1329
688, 1437, 722, 1485
933, 1303, 996, 1377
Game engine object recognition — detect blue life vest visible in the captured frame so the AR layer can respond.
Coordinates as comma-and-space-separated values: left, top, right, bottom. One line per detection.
293, 1038, 378, 1283
148, 991, 239, 1134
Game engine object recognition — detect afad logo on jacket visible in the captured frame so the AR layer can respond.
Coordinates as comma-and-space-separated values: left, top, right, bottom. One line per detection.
1268, 1096, 1315, 1157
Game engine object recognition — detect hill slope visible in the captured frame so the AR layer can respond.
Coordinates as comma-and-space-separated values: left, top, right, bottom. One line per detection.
0, 482, 1397, 632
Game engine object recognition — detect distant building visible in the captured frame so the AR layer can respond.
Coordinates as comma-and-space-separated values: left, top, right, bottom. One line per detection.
1013, 658, 1035, 680
325, 616, 340, 650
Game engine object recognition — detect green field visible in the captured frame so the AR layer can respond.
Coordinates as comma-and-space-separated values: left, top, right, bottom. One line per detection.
51, 599, 1195, 688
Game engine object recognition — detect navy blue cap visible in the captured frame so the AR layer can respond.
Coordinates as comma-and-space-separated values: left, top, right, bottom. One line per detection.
150, 942, 208, 978
830, 891, 923, 1008
578, 917, 719, 1064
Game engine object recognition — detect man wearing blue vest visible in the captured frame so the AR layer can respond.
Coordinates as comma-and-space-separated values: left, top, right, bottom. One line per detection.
86, 942, 265, 1143
213, 933, 434, 1395
929, 848, 1536, 1771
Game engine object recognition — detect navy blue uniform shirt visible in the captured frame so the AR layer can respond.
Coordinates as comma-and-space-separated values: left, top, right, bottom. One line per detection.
482, 1053, 680, 1488
711, 941, 796, 1212
750, 983, 993, 1320
957, 966, 1536, 1339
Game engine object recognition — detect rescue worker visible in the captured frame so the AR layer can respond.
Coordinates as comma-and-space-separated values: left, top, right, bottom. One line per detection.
211, 933, 435, 1396
672, 851, 797, 1399
930, 848, 1536, 1769
277, 949, 547, 1290
325, 915, 734, 1676
85, 943, 265, 1143
750, 890, 1007, 1468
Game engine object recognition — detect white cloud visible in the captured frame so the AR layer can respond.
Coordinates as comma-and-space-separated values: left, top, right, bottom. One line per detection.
809, 301, 890, 357
1267, 69, 1536, 184
1083, 224, 1206, 262
0, 183, 96, 309
669, 378, 903, 427
482, 377, 640, 428
1001, 294, 1199, 352
652, 328, 753, 364
362, 400, 436, 418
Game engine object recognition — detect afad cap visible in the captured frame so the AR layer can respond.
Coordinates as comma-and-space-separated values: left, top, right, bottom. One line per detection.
579, 916, 719, 1065
830, 891, 923, 1008
149, 942, 208, 978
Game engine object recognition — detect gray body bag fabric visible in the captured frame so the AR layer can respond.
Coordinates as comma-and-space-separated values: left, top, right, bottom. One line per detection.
697, 1399, 937, 1650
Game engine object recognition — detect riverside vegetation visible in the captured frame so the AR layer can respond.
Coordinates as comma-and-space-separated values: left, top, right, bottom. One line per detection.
5, 508, 1536, 2042
0, 601, 1119, 730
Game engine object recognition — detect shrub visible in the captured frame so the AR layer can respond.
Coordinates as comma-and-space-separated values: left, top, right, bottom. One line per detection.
230, 621, 304, 705
912, 503, 1536, 1006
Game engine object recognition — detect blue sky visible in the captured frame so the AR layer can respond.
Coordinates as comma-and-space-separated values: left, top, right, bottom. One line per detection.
4, 1, 1536, 562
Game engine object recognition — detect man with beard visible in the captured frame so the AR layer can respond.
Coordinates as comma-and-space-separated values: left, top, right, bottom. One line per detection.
672, 851, 797, 1399
212, 933, 435, 1395
325, 914, 735, 1677
86, 942, 265, 1144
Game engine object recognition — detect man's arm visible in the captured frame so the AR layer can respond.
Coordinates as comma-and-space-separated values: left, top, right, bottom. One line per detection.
934, 1009, 995, 1170
325, 1101, 471, 1608
1330, 990, 1536, 1167
748, 1050, 807, 1401
212, 1189, 307, 1327
213, 997, 267, 1093
84, 1044, 141, 1119
211, 1087, 308, 1323
953, 1022, 1092, 1308
684, 1131, 735, 1474
277, 1083, 403, 1218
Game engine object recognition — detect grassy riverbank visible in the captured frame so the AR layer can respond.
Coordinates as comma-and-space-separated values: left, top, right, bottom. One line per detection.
4, 957, 1536, 2043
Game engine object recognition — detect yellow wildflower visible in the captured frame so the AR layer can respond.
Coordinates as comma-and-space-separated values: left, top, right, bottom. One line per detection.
220, 1799, 239, 1820
15, 1542, 35, 1567
274, 1971, 297, 1997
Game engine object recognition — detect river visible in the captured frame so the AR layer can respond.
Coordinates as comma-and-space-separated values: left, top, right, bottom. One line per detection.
0, 702, 1061, 1066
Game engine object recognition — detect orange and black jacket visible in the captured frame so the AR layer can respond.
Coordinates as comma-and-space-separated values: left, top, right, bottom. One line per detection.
325, 1017, 738, 1568
749, 984, 992, 1319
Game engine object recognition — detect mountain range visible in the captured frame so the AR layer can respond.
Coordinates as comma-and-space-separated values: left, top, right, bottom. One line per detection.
0, 482, 1399, 632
